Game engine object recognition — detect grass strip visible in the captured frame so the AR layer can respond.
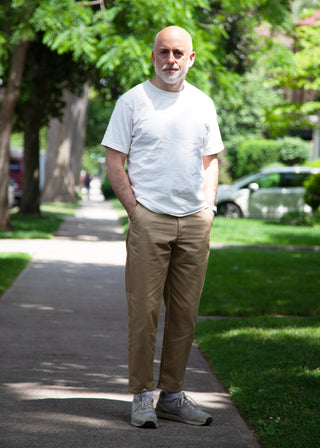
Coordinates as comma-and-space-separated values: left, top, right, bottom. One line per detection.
211, 217, 320, 247
200, 248, 320, 316
0, 253, 31, 296
0, 202, 78, 239
195, 317, 320, 448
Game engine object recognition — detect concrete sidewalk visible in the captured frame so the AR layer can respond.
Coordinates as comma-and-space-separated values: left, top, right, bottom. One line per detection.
0, 200, 260, 448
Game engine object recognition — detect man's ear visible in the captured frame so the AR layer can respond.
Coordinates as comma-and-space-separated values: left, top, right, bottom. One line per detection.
188, 51, 196, 68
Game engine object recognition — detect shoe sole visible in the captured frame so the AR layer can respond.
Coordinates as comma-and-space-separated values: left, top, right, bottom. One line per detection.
131, 420, 159, 428
156, 411, 212, 426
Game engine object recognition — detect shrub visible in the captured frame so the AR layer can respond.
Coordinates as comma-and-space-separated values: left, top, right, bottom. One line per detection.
224, 135, 254, 180
279, 211, 314, 226
304, 173, 320, 212
278, 137, 311, 166
101, 175, 116, 200
236, 138, 281, 178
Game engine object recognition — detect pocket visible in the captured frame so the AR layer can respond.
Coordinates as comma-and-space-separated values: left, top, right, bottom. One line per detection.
129, 203, 141, 222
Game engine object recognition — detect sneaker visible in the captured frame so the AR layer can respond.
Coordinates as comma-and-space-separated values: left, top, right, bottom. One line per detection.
155, 391, 213, 426
131, 391, 159, 428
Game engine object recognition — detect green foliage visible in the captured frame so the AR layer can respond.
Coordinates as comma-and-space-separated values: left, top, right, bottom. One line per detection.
264, 101, 312, 138
232, 136, 312, 178
279, 211, 315, 226
304, 173, 320, 212
82, 147, 104, 177
86, 88, 113, 147
31, 0, 99, 63
294, 23, 320, 91
213, 71, 285, 179
256, 7, 320, 134
214, 72, 276, 140
95, 0, 218, 94
305, 157, 320, 168
101, 175, 116, 200
278, 136, 311, 166
236, 138, 281, 178
200, 0, 291, 78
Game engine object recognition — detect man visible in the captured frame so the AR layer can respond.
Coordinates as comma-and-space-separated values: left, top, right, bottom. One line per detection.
102, 25, 224, 428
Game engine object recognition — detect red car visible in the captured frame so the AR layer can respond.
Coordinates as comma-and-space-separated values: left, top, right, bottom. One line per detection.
9, 156, 24, 205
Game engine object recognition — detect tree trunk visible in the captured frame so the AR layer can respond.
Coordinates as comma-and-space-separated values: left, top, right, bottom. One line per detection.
0, 41, 29, 229
42, 85, 89, 202
42, 97, 75, 203
70, 83, 90, 193
20, 101, 41, 215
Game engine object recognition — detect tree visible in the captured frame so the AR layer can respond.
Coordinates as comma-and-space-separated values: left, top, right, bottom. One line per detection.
15, 0, 100, 213
42, 84, 89, 202
15, 37, 90, 212
1, 0, 295, 226
0, 0, 34, 228
256, 5, 320, 150
0, 0, 101, 224
0, 41, 29, 228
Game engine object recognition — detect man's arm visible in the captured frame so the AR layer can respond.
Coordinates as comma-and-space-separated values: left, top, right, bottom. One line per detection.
104, 147, 137, 217
203, 154, 219, 206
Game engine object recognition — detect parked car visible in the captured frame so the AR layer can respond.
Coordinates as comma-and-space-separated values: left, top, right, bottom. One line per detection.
216, 166, 320, 219
9, 156, 24, 205
8, 178, 17, 208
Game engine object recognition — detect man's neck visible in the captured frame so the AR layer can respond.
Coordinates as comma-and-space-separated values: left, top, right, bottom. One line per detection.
150, 77, 185, 92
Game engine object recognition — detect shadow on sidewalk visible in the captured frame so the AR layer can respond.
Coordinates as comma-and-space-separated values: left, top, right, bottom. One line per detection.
0, 201, 260, 447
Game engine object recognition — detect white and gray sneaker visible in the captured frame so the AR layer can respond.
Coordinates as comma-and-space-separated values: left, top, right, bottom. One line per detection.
155, 391, 213, 426
131, 391, 159, 428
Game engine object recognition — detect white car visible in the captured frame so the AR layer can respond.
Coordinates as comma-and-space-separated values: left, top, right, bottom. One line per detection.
216, 166, 320, 219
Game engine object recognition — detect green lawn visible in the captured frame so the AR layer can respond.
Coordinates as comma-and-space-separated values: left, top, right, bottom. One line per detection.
0, 202, 78, 239
211, 216, 320, 246
200, 248, 320, 316
0, 253, 32, 296
196, 317, 320, 448
197, 243, 320, 447
0, 202, 78, 299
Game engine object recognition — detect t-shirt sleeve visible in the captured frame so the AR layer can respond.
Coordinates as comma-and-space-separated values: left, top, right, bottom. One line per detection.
203, 101, 224, 156
101, 97, 132, 154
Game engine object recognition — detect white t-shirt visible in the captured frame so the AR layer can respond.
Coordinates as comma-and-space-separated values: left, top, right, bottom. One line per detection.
101, 80, 224, 217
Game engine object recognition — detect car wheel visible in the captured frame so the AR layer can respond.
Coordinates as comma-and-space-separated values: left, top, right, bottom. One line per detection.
218, 202, 243, 218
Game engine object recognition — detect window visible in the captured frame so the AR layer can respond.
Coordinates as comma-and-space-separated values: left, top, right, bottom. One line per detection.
9, 161, 21, 172
279, 172, 310, 187
255, 173, 281, 188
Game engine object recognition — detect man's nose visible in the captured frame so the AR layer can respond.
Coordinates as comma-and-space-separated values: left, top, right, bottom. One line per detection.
167, 51, 175, 64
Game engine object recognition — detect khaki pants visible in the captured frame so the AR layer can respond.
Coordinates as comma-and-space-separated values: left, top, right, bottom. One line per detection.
126, 203, 213, 394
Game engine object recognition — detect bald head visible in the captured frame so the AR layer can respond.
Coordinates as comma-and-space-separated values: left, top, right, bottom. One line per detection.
154, 26, 193, 53
151, 25, 195, 91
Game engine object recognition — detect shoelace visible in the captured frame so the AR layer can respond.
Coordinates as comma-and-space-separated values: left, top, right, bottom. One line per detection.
177, 393, 199, 410
140, 396, 154, 410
